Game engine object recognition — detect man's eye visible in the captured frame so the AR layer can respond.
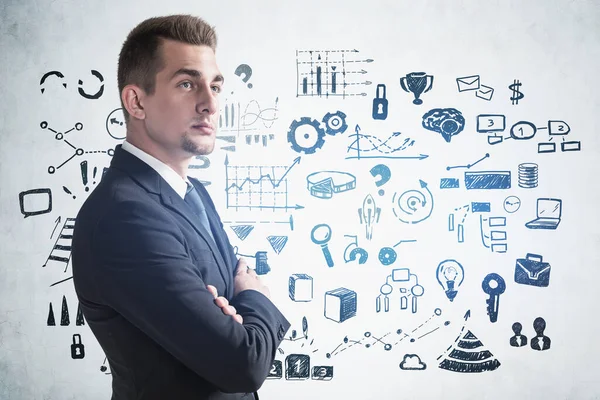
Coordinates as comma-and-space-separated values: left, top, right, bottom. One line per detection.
180, 82, 192, 89
212, 86, 222, 93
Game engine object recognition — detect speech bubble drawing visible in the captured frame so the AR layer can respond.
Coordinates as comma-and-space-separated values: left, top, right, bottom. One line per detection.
19, 188, 52, 218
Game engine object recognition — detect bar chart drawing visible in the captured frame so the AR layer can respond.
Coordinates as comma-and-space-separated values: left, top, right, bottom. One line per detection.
296, 49, 373, 98
216, 98, 280, 151
224, 155, 304, 211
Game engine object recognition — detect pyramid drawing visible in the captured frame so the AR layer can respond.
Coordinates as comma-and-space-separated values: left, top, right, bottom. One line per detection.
438, 329, 500, 373
230, 225, 254, 241
267, 235, 288, 254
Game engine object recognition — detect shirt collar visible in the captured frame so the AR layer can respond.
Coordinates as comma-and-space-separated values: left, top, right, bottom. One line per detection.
121, 140, 189, 199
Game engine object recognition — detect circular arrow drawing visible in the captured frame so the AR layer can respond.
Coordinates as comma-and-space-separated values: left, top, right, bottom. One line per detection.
391, 180, 434, 224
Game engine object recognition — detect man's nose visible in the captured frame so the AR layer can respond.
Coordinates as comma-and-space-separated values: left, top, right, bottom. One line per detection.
196, 84, 218, 115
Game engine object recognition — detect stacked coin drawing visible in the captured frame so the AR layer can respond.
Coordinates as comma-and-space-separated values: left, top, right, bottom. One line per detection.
518, 163, 538, 188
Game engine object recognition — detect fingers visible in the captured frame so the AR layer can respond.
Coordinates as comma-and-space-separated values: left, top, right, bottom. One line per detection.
214, 296, 239, 318
206, 285, 218, 299
208, 284, 244, 324
235, 258, 249, 275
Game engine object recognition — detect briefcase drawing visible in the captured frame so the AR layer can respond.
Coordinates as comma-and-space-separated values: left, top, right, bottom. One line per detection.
514, 253, 550, 287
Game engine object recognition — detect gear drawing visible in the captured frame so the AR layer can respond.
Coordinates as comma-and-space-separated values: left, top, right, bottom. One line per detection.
322, 111, 348, 135
287, 117, 326, 154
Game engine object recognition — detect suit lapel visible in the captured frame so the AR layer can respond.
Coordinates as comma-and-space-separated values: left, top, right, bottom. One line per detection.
109, 145, 231, 290
159, 181, 230, 285
190, 179, 235, 298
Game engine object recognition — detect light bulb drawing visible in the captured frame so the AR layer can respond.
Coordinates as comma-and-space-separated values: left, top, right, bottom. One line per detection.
436, 259, 464, 302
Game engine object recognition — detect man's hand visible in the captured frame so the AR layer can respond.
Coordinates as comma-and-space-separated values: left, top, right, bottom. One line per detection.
206, 285, 243, 324
233, 258, 271, 298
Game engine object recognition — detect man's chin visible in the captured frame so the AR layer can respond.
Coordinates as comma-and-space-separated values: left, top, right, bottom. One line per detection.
182, 136, 215, 156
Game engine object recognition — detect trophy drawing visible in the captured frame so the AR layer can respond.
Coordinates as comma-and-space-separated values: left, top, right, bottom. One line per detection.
400, 72, 434, 105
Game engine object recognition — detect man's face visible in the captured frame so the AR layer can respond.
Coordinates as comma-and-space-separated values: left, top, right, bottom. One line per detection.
140, 39, 223, 157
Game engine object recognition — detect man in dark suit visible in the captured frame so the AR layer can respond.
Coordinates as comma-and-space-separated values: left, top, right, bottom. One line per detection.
72, 15, 290, 399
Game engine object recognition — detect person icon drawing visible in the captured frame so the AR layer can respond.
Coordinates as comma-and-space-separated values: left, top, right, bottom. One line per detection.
530, 317, 551, 351
510, 322, 528, 347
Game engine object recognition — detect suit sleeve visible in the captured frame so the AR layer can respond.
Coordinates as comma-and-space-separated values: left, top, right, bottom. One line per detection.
91, 199, 290, 393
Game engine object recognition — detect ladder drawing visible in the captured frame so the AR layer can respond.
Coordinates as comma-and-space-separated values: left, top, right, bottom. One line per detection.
43, 217, 76, 272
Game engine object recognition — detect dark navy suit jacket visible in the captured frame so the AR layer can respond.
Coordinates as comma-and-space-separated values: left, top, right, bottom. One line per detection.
72, 145, 290, 399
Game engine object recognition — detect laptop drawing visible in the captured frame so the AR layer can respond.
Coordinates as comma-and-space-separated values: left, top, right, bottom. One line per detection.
525, 198, 562, 230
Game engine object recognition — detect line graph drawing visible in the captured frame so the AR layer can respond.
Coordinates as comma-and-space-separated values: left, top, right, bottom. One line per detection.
446, 153, 490, 171
325, 309, 448, 358
216, 98, 279, 151
225, 155, 303, 211
296, 49, 373, 98
346, 125, 428, 160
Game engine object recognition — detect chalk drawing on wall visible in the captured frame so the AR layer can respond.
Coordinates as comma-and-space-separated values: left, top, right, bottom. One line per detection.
306, 170, 356, 199
77, 70, 104, 99
40, 70, 104, 99
514, 253, 551, 287
369, 164, 391, 196
358, 194, 381, 240
346, 125, 428, 160
400, 72, 434, 105
372, 84, 388, 120
508, 79, 524, 105
217, 98, 279, 151
391, 180, 434, 224
234, 64, 253, 88
105, 108, 126, 140
399, 354, 427, 370
482, 273, 506, 323
43, 217, 76, 271
311, 223, 334, 268
224, 155, 302, 211
446, 153, 490, 171
503, 196, 521, 213
288, 111, 348, 155
296, 49, 373, 98
19, 188, 52, 218
531, 317, 551, 351
343, 235, 368, 265
436, 259, 465, 302
525, 198, 562, 230
422, 108, 466, 143
222, 215, 295, 230
376, 267, 423, 313
437, 328, 501, 373
326, 309, 448, 359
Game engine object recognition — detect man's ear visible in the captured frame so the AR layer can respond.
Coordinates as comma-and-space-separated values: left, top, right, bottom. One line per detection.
121, 85, 146, 120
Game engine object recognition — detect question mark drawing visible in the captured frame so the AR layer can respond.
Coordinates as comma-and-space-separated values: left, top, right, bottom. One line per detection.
234, 64, 253, 89
370, 164, 391, 196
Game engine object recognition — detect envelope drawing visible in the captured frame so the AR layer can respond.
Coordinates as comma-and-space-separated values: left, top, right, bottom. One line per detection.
456, 75, 480, 92
476, 85, 494, 101
514, 253, 550, 287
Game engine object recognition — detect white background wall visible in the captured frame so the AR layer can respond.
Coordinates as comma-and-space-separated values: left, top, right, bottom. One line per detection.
1, 0, 599, 399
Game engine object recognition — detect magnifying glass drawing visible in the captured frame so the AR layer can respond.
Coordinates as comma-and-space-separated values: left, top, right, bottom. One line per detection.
311, 223, 334, 268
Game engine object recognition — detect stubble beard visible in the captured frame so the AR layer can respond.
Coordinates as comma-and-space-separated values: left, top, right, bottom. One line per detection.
181, 133, 215, 156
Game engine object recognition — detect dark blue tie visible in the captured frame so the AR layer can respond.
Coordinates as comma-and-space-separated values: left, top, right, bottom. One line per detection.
184, 182, 215, 242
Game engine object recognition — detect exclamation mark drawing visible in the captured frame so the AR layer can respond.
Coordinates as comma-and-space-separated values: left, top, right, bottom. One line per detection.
92, 166, 98, 185
63, 186, 76, 199
80, 160, 89, 192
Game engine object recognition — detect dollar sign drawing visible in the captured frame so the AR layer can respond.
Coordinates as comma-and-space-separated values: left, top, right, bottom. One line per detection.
509, 79, 524, 105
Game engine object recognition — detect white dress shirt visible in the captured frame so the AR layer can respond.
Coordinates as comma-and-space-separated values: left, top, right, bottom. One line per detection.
121, 140, 189, 199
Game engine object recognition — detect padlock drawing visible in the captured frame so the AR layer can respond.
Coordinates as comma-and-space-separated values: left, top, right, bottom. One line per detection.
71, 334, 85, 359
372, 84, 388, 120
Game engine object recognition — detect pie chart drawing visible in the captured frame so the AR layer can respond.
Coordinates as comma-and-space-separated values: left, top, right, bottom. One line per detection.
306, 171, 356, 199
